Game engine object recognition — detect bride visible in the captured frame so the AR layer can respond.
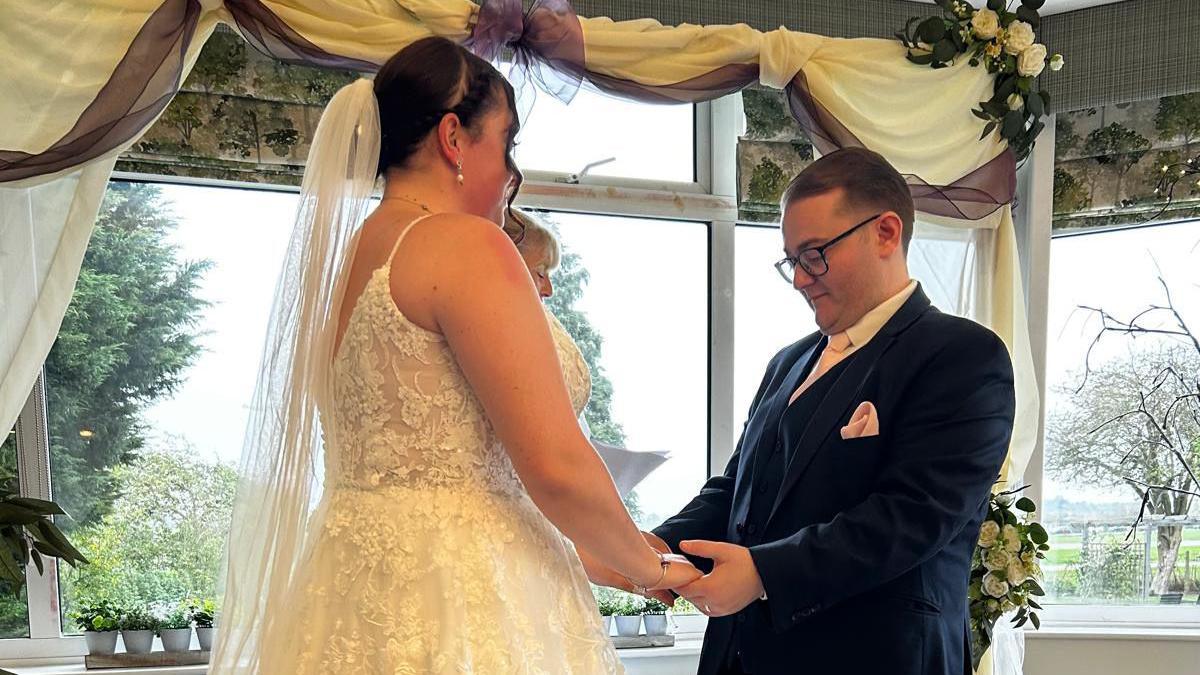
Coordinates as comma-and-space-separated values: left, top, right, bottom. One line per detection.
208, 36, 700, 674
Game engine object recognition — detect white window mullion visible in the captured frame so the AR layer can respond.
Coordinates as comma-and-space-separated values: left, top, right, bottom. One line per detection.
15, 373, 62, 639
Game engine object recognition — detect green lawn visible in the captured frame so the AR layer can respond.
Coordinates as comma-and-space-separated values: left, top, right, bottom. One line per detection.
1041, 530, 1200, 567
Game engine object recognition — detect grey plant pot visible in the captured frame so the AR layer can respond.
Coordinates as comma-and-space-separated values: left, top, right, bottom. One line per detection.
159, 627, 192, 652
614, 615, 642, 637
642, 614, 669, 636
121, 629, 154, 654
196, 626, 216, 651
84, 630, 118, 656
601, 616, 612, 636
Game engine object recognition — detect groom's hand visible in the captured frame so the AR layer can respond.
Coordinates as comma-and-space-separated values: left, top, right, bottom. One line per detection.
674, 540, 765, 618
575, 544, 678, 606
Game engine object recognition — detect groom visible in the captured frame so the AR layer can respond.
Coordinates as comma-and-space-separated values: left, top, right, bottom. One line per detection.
649, 148, 1015, 675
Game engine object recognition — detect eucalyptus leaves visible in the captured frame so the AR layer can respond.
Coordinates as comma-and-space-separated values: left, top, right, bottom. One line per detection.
897, 0, 1064, 160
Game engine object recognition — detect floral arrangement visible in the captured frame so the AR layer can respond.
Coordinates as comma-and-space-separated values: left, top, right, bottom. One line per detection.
897, 0, 1064, 160
967, 485, 1049, 670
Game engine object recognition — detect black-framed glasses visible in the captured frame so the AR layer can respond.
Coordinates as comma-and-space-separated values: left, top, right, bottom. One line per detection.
774, 213, 882, 284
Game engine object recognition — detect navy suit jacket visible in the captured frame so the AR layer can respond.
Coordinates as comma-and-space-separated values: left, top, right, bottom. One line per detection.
653, 286, 1015, 675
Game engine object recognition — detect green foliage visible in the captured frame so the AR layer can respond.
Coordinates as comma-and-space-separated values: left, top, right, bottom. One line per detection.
187, 597, 216, 628
1055, 116, 1081, 159
159, 607, 192, 631
119, 607, 160, 632
0, 494, 88, 592
1074, 539, 1142, 601
59, 444, 237, 631
1053, 167, 1091, 213
741, 89, 793, 140
1082, 122, 1151, 202
1154, 92, 1200, 152
45, 183, 211, 530
747, 158, 788, 204
641, 598, 670, 615
184, 29, 248, 95
72, 601, 120, 632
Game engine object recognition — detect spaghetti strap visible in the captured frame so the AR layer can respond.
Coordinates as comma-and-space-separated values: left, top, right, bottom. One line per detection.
384, 213, 437, 269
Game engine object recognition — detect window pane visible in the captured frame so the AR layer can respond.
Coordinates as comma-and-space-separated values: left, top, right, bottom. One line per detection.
513, 85, 695, 183
543, 213, 708, 530
0, 425, 30, 638
733, 225, 816, 422
1043, 220, 1200, 605
47, 182, 295, 630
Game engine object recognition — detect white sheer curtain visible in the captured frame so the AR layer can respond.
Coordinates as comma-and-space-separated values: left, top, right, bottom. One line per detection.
0, 159, 115, 444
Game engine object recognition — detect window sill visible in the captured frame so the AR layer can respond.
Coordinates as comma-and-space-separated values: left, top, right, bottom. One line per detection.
0, 662, 204, 675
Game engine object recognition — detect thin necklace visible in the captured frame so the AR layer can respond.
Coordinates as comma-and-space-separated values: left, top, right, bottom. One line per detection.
380, 195, 433, 213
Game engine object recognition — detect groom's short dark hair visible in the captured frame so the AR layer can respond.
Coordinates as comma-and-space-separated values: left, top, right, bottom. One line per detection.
781, 147, 915, 251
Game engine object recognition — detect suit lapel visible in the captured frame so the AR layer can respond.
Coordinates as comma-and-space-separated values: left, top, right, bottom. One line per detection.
765, 286, 935, 526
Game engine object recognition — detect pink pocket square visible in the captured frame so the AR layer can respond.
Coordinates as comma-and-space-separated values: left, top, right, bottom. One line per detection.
840, 401, 880, 439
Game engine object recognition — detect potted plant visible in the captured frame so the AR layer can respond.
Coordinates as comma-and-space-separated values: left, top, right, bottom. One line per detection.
612, 595, 643, 637
596, 596, 618, 636
641, 598, 670, 636
120, 607, 160, 654
189, 598, 217, 651
0, 494, 88, 595
72, 602, 120, 656
158, 607, 192, 652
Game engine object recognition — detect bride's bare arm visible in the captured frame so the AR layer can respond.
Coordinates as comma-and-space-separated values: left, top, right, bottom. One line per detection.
402, 214, 697, 591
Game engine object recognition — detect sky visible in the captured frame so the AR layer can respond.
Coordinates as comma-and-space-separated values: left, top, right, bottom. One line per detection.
134, 90, 1200, 532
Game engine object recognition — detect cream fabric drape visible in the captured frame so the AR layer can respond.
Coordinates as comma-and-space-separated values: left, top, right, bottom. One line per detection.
2, 0, 1037, 531
0, 1, 222, 436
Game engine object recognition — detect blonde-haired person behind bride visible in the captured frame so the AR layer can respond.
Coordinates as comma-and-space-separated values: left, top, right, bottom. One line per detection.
210, 36, 699, 674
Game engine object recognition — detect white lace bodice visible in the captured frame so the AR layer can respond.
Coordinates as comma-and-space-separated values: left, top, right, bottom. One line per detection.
324, 223, 592, 494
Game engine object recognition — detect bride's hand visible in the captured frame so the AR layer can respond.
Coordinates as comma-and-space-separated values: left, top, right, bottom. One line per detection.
651, 553, 702, 592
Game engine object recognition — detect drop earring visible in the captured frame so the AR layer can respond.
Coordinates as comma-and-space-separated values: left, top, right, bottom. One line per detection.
456, 157, 465, 185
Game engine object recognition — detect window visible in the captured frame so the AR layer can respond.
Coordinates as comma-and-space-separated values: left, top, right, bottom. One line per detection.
513, 82, 695, 184
543, 213, 710, 529
1041, 220, 1200, 607
732, 224, 816, 421
46, 182, 296, 632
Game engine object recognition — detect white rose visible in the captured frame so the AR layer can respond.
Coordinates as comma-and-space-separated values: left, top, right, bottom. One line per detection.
1005, 21, 1036, 55
1018, 44, 1048, 77
984, 547, 1012, 571
1020, 550, 1035, 565
983, 572, 1010, 599
978, 520, 1001, 548
1007, 560, 1028, 586
1049, 53, 1065, 71
1007, 93, 1024, 111
971, 8, 1000, 40
1002, 525, 1023, 552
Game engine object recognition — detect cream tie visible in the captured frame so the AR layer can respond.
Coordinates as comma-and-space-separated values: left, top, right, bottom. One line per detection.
789, 332, 852, 405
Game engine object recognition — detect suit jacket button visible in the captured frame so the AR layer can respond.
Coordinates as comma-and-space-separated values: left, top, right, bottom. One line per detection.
737, 614, 746, 624
748, 523, 758, 535
757, 484, 768, 495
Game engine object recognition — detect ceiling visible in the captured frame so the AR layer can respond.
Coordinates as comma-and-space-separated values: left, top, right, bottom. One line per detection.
904, 0, 1131, 16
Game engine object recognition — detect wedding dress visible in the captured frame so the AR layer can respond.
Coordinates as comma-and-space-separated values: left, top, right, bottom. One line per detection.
259, 218, 624, 674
